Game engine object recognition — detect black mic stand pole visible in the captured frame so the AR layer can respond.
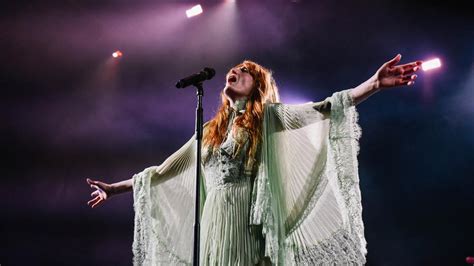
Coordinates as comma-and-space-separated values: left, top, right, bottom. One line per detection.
192, 82, 204, 266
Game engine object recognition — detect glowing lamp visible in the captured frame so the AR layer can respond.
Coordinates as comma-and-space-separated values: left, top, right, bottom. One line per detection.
186, 5, 203, 18
421, 58, 441, 71
112, 50, 123, 58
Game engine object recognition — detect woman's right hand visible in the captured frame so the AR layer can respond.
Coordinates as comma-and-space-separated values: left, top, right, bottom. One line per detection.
86, 178, 115, 208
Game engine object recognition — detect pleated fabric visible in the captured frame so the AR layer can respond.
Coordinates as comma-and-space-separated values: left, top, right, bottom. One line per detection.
250, 89, 367, 265
132, 89, 367, 265
199, 100, 267, 265
200, 181, 264, 265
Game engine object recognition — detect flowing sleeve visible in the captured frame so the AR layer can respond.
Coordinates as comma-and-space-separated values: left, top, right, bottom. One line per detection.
249, 88, 367, 265
132, 134, 205, 265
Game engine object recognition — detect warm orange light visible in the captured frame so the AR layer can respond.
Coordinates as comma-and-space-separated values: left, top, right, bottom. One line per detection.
112, 50, 123, 58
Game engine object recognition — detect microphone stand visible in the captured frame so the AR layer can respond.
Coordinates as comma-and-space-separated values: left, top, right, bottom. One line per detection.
176, 67, 214, 266
192, 82, 204, 266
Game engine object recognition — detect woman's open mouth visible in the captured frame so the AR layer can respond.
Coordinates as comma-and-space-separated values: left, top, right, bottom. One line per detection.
227, 75, 237, 83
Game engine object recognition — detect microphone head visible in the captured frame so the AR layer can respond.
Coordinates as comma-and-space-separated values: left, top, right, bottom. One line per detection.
175, 81, 183, 88
175, 67, 215, 89
203, 67, 216, 80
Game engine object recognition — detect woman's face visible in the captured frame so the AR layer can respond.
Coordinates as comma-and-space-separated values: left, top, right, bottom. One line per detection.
224, 64, 255, 101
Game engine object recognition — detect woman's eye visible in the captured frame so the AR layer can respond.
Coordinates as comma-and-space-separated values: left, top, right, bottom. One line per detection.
240, 66, 249, 73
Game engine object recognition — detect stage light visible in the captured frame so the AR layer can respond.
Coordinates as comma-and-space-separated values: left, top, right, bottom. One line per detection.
112, 50, 123, 58
186, 5, 203, 18
422, 58, 441, 71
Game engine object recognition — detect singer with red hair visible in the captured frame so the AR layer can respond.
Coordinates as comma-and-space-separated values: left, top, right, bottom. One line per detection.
87, 54, 421, 265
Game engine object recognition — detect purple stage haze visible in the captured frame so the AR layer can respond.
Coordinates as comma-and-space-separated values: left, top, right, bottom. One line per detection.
1, 0, 473, 265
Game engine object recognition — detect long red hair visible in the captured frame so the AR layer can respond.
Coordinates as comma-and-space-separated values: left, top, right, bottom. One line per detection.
203, 60, 280, 168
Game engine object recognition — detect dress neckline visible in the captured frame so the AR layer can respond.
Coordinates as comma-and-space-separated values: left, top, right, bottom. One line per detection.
231, 98, 248, 115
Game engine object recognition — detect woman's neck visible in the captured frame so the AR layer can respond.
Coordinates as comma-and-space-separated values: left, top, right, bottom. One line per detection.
228, 96, 248, 111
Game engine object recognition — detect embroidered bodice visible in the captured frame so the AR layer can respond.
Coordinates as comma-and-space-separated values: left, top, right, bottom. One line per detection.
203, 98, 251, 190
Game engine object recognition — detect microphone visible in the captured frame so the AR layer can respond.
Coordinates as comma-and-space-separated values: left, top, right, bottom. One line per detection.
175, 67, 216, 89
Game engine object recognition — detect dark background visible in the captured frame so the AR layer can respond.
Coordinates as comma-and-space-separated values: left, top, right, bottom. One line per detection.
1, 0, 473, 265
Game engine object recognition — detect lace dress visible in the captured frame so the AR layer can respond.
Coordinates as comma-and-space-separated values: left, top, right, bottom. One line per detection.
200, 98, 266, 265
131, 89, 368, 265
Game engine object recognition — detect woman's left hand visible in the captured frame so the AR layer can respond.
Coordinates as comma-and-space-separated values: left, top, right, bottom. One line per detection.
374, 54, 422, 89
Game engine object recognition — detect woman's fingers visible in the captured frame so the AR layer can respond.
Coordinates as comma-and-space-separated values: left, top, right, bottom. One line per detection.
99, 189, 108, 200
398, 62, 422, 74
384, 54, 402, 68
87, 178, 108, 208
88, 194, 106, 208
86, 178, 108, 208
90, 186, 107, 199
403, 75, 417, 85
399, 61, 422, 69
399, 67, 416, 76
91, 198, 103, 208
402, 74, 417, 81
388, 63, 422, 77
87, 178, 109, 192
399, 74, 417, 86
389, 66, 411, 76
89, 197, 101, 208
88, 195, 100, 206
87, 178, 106, 187
378, 56, 422, 89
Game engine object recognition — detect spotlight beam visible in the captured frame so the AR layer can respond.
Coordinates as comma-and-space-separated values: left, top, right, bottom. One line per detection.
422, 58, 441, 71
186, 5, 203, 18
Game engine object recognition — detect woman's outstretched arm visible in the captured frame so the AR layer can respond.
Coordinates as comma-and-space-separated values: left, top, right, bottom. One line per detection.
350, 54, 422, 105
86, 177, 133, 208
86, 132, 200, 209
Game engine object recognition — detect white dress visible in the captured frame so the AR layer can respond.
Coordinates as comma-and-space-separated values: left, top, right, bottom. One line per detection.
200, 99, 265, 265
131, 89, 367, 265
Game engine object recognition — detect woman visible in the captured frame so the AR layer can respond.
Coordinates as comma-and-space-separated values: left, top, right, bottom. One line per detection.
87, 54, 421, 265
